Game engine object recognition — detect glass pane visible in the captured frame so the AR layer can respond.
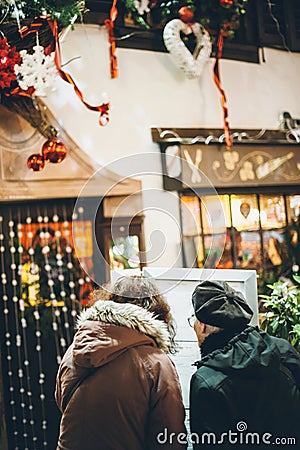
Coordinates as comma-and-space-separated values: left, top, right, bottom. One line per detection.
263, 230, 289, 267
259, 195, 286, 229
201, 195, 230, 234
181, 195, 201, 236
182, 235, 203, 268
231, 195, 259, 231
203, 233, 227, 268
240, 231, 262, 268
109, 235, 140, 270
287, 195, 300, 223
217, 227, 242, 269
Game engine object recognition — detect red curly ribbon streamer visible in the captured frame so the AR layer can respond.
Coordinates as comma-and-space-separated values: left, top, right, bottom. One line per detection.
105, 0, 118, 79
213, 28, 232, 149
19, 17, 110, 126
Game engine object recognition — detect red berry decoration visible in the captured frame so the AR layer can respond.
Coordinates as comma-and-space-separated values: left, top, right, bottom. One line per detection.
42, 138, 67, 164
178, 6, 194, 23
220, 0, 234, 6
27, 154, 45, 171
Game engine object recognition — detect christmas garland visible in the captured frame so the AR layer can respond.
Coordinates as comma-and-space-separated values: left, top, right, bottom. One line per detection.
122, 0, 248, 36
0, 0, 85, 29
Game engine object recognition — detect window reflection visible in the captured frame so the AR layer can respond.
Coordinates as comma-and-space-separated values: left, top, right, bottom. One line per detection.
260, 195, 286, 229
20, 221, 94, 307
181, 196, 201, 236
201, 195, 230, 234
181, 193, 300, 285
109, 235, 140, 270
240, 231, 262, 269
287, 195, 300, 222
263, 230, 288, 267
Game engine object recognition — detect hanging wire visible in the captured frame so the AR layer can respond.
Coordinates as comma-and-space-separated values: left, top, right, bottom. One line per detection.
0, 6, 9, 24
266, 0, 291, 53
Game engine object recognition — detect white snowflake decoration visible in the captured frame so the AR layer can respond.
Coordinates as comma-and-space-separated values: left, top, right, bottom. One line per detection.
14, 43, 57, 96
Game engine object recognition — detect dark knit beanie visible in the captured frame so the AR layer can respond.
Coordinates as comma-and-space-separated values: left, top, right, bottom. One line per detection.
192, 280, 253, 330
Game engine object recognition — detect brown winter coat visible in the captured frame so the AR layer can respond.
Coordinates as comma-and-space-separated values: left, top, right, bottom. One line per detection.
55, 300, 187, 450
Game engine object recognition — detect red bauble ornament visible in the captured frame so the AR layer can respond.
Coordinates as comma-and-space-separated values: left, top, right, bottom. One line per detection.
178, 6, 194, 23
27, 154, 45, 171
42, 138, 67, 163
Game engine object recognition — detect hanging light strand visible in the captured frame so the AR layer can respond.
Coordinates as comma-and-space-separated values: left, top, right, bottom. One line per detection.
24, 209, 48, 447
8, 216, 29, 448
64, 206, 81, 327
0, 215, 19, 448
16, 210, 38, 447
35, 209, 62, 365
47, 207, 71, 347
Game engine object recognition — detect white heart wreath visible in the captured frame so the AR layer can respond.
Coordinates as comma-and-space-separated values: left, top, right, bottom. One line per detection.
163, 19, 212, 79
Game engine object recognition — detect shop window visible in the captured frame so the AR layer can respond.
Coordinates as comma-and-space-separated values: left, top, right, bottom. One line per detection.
181, 193, 300, 293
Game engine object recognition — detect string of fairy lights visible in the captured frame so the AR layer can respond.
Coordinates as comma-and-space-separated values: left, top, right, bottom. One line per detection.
0, 216, 19, 449
0, 204, 90, 449
24, 210, 48, 447
8, 216, 37, 449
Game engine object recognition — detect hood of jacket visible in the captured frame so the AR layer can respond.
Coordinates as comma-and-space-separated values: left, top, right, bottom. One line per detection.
72, 299, 172, 369
197, 326, 284, 378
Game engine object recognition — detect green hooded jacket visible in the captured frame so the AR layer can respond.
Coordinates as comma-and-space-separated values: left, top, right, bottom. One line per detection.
190, 326, 300, 449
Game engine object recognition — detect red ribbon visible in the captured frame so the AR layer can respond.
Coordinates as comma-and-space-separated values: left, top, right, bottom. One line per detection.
213, 27, 232, 149
105, 0, 118, 79
18, 17, 110, 126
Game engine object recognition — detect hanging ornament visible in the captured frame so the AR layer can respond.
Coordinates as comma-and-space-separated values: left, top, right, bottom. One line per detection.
14, 35, 57, 96
163, 7, 212, 79
240, 202, 251, 219
98, 103, 110, 127
19, 18, 111, 125
41, 138, 67, 163
0, 36, 21, 90
27, 154, 45, 171
213, 25, 232, 150
105, 0, 118, 79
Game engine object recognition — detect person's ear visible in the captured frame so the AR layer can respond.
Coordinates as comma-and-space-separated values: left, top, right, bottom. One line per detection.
199, 321, 206, 334
199, 321, 210, 337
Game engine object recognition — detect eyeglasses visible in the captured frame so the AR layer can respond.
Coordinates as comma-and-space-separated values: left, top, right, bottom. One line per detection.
188, 314, 197, 328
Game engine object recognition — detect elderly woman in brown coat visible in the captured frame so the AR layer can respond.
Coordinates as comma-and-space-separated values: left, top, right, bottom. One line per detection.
55, 276, 187, 450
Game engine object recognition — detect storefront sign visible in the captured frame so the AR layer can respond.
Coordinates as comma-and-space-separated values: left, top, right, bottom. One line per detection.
162, 143, 300, 190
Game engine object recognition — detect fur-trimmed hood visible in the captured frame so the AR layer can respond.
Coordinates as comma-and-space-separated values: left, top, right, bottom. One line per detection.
72, 300, 172, 369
